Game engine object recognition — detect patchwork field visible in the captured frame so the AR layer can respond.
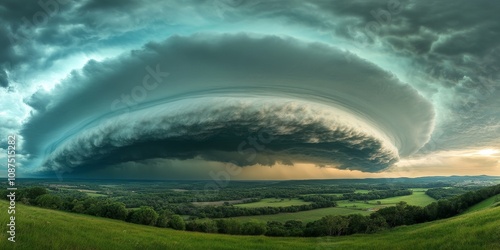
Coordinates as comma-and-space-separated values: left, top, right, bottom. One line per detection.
230, 189, 436, 223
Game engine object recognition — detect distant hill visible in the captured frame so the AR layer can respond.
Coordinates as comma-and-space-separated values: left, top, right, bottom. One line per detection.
1, 200, 499, 250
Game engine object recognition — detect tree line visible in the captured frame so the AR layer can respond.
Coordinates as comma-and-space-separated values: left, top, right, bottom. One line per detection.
425, 186, 478, 200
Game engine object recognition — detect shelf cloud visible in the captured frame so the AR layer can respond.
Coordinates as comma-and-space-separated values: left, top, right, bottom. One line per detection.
23, 34, 434, 175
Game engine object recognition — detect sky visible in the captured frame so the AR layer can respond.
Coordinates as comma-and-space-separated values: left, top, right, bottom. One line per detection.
0, 0, 499, 180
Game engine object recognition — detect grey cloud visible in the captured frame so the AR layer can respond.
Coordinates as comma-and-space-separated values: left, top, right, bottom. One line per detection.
23, 88, 51, 112
266, 0, 500, 154
0, 69, 7, 88
80, 0, 139, 11
24, 34, 434, 175
38, 97, 399, 175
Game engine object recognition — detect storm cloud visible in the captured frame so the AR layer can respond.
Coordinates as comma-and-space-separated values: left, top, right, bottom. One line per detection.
24, 34, 434, 175
0, 0, 498, 179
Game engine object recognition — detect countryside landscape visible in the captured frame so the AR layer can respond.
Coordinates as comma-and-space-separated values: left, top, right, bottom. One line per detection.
1, 176, 500, 249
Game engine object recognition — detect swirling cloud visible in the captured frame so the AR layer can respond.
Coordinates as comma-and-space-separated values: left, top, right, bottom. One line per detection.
23, 34, 434, 175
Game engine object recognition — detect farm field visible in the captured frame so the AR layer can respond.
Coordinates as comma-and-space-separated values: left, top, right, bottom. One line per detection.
58, 187, 108, 197
336, 200, 383, 210
85, 193, 107, 197
354, 189, 371, 194
230, 207, 371, 223
234, 198, 311, 208
374, 190, 435, 206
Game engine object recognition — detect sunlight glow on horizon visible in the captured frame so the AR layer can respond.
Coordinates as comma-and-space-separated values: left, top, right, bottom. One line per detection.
476, 149, 499, 156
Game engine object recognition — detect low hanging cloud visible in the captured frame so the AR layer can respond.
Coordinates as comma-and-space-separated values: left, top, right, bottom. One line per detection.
39, 97, 400, 174
23, 34, 435, 175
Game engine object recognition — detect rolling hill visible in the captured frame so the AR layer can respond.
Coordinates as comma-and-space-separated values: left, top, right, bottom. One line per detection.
1, 200, 499, 250
465, 193, 500, 213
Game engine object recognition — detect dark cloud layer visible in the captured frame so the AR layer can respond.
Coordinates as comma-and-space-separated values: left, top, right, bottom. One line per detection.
24, 34, 434, 175
39, 98, 399, 174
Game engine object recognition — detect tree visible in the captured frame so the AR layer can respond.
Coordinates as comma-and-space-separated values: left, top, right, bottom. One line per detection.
346, 214, 369, 234
169, 215, 186, 230
376, 209, 394, 227
35, 194, 62, 209
156, 210, 174, 228
72, 202, 86, 213
86, 203, 104, 216
217, 219, 242, 235
284, 220, 303, 236
241, 221, 267, 235
424, 202, 438, 221
192, 219, 218, 233
320, 215, 349, 236
101, 202, 128, 221
265, 221, 286, 236
25, 187, 48, 200
130, 206, 158, 226
366, 213, 388, 233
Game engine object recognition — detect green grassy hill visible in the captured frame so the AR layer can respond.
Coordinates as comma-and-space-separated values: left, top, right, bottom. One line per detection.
465, 193, 500, 213
1, 201, 499, 250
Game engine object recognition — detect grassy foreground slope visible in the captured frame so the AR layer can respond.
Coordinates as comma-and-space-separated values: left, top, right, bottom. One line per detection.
465, 193, 500, 213
1, 201, 499, 250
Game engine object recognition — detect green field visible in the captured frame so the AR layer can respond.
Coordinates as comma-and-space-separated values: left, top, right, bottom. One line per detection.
465, 194, 500, 213
58, 188, 107, 197
354, 189, 371, 194
374, 190, 435, 206
86, 193, 107, 197
1, 200, 500, 249
409, 188, 429, 192
234, 198, 311, 208
231, 207, 372, 223
336, 200, 381, 210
